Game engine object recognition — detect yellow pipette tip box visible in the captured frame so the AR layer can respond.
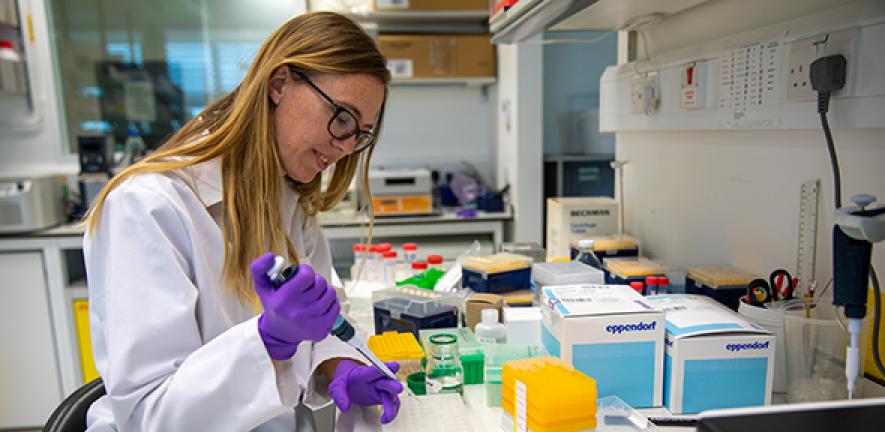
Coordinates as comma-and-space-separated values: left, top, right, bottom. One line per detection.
367, 331, 424, 379
462, 253, 532, 274
570, 235, 639, 252
687, 266, 758, 288
604, 257, 666, 279
501, 356, 598, 431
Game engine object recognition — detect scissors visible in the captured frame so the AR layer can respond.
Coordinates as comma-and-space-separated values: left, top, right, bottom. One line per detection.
743, 269, 795, 306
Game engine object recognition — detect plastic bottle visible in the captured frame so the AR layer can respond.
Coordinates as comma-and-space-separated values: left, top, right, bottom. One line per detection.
377, 243, 392, 254
645, 276, 659, 295
475, 309, 506, 344
658, 276, 670, 294
352, 243, 367, 263
427, 255, 444, 271
383, 250, 398, 286
0, 39, 24, 93
350, 243, 367, 280
425, 333, 464, 395
366, 245, 380, 281
576, 239, 603, 270
122, 128, 147, 166
402, 243, 418, 268
411, 260, 428, 277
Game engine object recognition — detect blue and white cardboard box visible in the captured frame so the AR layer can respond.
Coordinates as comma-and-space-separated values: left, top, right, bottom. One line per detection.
646, 294, 775, 414
540, 284, 664, 407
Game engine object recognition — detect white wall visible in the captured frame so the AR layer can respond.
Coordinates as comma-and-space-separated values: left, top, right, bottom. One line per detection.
609, 0, 885, 295
497, 40, 543, 243
618, 129, 885, 289
371, 84, 497, 181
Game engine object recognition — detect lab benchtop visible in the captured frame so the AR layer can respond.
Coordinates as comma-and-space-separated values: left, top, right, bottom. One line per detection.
3, 206, 512, 238
318, 206, 512, 227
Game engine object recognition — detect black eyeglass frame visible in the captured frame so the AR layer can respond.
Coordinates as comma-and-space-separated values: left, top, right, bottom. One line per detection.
289, 68, 377, 153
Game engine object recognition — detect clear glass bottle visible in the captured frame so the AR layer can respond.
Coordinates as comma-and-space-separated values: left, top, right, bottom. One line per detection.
425, 333, 464, 395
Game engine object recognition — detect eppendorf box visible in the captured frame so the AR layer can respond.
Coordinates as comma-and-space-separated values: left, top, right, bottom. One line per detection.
540, 284, 664, 407
645, 294, 775, 414
546, 197, 618, 260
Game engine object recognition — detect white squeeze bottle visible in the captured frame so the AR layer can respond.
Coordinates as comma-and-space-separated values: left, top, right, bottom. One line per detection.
475, 309, 506, 344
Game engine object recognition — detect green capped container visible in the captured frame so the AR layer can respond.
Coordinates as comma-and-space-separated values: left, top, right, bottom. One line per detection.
419, 327, 485, 384
483, 344, 546, 406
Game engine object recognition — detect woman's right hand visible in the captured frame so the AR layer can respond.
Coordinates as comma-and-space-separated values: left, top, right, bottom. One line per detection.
251, 253, 341, 360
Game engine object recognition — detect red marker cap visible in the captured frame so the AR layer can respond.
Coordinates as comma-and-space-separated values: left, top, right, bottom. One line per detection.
352, 244, 367, 252
427, 255, 443, 265
383, 251, 397, 259
403, 243, 418, 251
412, 261, 428, 270
377, 243, 392, 252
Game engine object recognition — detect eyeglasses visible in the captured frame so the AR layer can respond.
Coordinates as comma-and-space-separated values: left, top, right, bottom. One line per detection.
290, 68, 376, 153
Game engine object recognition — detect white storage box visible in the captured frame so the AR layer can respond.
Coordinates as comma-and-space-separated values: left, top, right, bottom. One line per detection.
646, 294, 775, 414
540, 284, 664, 407
546, 197, 618, 260
532, 261, 604, 288
502, 306, 542, 346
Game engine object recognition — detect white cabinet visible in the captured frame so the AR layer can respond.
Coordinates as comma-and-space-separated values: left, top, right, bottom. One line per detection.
0, 251, 63, 429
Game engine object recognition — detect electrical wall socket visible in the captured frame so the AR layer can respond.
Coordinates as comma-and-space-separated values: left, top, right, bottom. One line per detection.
786, 29, 856, 102
631, 73, 659, 115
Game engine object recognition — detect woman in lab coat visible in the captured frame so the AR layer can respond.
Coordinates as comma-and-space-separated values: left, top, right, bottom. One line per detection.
82, 12, 401, 431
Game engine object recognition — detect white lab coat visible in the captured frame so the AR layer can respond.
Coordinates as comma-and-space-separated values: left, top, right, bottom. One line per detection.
83, 158, 373, 431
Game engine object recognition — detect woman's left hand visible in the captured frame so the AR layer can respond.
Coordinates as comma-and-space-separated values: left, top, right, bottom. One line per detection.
329, 360, 404, 424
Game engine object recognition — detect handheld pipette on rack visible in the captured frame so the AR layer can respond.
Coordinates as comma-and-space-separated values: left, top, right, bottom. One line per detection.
266, 256, 398, 382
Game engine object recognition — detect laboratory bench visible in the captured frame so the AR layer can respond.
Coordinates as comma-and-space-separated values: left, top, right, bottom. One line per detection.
320, 206, 510, 247
0, 206, 511, 429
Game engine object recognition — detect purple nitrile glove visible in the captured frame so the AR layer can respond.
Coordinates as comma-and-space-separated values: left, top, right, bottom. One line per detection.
329, 360, 404, 424
251, 253, 341, 360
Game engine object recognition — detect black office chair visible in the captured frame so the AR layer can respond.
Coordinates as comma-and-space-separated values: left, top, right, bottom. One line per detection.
44, 378, 106, 432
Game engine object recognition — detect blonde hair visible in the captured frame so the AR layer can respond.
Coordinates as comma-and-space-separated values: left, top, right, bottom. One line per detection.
85, 12, 390, 306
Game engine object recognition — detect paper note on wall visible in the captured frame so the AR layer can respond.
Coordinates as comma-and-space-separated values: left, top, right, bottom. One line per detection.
717, 40, 782, 128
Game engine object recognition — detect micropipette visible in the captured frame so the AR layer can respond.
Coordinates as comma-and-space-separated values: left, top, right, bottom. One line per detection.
266, 256, 398, 381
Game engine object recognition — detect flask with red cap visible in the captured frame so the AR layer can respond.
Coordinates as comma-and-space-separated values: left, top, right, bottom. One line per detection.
402, 243, 418, 267
383, 251, 398, 285
427, 254, 444, 271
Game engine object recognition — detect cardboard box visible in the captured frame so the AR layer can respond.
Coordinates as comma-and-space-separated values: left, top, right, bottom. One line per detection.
546, 197, 618, 260
377, 34, 495, 79
540, 284, 664, 407
465, 293, 504, 331
374, 0, 487, 11
645, 295, 775, 414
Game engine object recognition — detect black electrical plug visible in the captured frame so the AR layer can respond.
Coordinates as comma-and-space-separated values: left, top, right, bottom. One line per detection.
810, 54, 847, 113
